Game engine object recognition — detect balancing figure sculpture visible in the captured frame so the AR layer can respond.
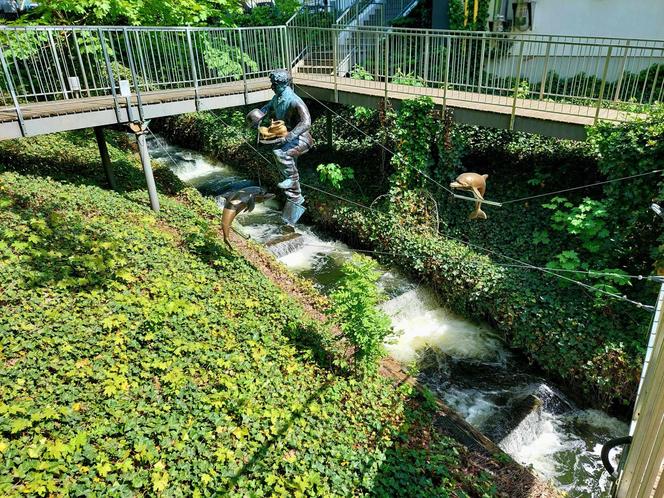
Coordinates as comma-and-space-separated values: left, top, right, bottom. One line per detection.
246, 70, 313, 226
450, 172, 489, 219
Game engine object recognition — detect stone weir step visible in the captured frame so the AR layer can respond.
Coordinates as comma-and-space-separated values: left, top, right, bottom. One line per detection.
266, 232, 305, 258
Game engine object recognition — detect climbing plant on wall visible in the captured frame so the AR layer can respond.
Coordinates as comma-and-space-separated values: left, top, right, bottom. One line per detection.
449, 0, 491, 31
388, 98, 437, 221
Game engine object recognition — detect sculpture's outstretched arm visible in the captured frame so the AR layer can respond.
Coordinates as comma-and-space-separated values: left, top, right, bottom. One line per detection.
286, 100, 312, 140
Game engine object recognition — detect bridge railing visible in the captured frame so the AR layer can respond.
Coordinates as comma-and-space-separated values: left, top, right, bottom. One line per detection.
0, 25, 286, 117
0, 24, 662, 127
289, 26, 664, 123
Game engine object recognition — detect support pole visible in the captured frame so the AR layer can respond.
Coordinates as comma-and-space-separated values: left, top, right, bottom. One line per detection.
93, 126, 118, 191
130, 122, 160, 212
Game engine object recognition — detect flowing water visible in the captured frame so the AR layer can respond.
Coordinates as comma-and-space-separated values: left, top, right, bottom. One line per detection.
150, 136, 629, 497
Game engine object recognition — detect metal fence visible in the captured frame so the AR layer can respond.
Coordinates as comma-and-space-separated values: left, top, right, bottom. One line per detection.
0, 24, 662, 127
0, 25, 286, 109
288, 26, 664, 123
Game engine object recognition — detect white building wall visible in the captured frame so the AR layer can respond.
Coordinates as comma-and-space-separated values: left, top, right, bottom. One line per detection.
485, 0, 664, 94
527, 0, 664, 40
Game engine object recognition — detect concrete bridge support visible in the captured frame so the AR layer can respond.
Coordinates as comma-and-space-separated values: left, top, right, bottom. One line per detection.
93, 126, 118, 191
129, 122, 160, 213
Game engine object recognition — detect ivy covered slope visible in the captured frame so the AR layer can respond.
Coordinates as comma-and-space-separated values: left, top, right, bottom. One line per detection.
0, 132, 500, 496
156, 102, 661, 411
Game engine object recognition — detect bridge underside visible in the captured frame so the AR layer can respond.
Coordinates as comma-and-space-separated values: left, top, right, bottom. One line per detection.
0, 74, 641, 142
0, 79, 273, 140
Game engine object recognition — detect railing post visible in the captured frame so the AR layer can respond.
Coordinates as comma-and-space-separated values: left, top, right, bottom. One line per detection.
595, 46, 613, 124
509, 38, 525, 131
443, 35, 451, 111
384, 32, 389, 103
648, 60, 661, 104
538, 35, 552, 100
238, 29, 248, 105
0, 44, 26, 137
477, 32, 486, 93
98, 29, 122, 124
613, 40, 630, 102
72, 30, 91, 97
284, 25, 293, 73
374, 30, 380, 81
333, 28, 339, 102
279, 26, 288, 72
123, 28, 144, 122
423, 30, 430, 86
47, 30, 69, 100
185, 28, 200, 111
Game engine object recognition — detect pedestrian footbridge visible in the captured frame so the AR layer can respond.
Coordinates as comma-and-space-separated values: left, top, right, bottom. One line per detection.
0, 25, 662, 141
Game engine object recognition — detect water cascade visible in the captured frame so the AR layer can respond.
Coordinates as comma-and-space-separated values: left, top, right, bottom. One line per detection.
150, 135, 628, 498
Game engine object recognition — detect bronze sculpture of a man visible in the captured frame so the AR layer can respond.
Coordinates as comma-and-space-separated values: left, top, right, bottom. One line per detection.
246, 70, 313, 226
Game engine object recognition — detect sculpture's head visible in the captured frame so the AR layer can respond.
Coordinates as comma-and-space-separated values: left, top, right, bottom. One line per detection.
269, 69, 291, 96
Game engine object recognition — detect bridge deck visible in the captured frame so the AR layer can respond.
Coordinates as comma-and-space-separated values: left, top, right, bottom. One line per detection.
292, 73, 642, 139
0, 73, 643, 141
0, 79, 271, 123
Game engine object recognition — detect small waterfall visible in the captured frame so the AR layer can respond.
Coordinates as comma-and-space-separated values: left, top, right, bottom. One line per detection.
380, 287, 507, 364
266, 232, 305, 258
499, 395, 546, 450
277, 226, 353, 272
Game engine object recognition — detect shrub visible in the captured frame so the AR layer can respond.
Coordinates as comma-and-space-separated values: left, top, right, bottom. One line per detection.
316, 163, 354, 190
327, 255, 392, 376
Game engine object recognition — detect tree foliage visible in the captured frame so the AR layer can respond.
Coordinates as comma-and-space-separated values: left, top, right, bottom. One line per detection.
14, 0, 241, 26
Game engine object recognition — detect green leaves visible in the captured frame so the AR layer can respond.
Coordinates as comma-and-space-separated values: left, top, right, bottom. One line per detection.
316, 163, 354, 190
13, 0, 242, 27
327, 255, 392, 377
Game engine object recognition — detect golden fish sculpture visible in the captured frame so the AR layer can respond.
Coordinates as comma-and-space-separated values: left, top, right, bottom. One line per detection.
450, 172, 489, 220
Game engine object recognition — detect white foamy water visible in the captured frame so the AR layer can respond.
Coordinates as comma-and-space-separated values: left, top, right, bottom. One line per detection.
175, 159, 227, 182
497, 407, 628, 497
503, 411, 570, 478
380, 287, 507, 364
148, 137, 231, 186
278, 226, 353, 271
443, 387, 500, 428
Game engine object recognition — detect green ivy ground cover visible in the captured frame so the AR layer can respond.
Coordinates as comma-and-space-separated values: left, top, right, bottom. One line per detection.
0, 132, 500, 496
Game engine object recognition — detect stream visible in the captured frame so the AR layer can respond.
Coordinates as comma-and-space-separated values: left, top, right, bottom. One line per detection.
149, 136, 629, 497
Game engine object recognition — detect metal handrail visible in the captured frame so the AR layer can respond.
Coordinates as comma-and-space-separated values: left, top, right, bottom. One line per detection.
287, 24, 664, 125
301, 25, 664, 50
0, 23, 661, 131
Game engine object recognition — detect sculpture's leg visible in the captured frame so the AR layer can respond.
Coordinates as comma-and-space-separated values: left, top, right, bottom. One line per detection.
273, 137, 310, 225
471, 186, 484, 200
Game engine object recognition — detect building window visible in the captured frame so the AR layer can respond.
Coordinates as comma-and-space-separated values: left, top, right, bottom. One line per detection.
512, 0, 534, 31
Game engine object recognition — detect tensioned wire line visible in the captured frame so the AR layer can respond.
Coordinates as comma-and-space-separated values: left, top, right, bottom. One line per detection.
299, 243, 658, 283
293, 83, 663, 206
203, 110, 656, 312
292, 83, 456, 196
146, 128, 182, 169
499, 169, 664, 205
297, 239, 655, 311
146, 125, 263, 188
